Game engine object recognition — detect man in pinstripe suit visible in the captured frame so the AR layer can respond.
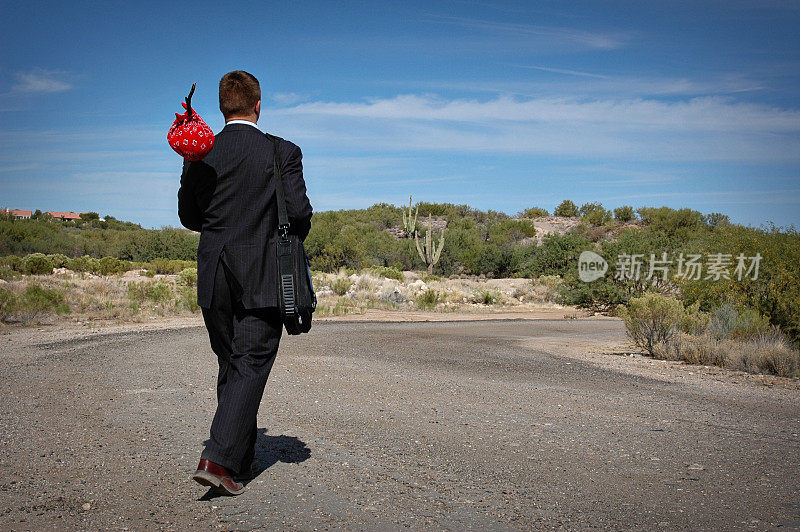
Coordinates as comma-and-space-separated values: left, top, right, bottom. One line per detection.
178, 70, 313, 495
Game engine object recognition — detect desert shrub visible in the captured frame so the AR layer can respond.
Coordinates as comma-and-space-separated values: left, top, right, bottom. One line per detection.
316, 298, 353, 317
0, 284, 70, 323
473, 288, 500, 305
0, 287, 19, 321
652, 332, 726, 366
487, 219, 537, 246
416, 289, 440, 310
146, 258, 195, 275
331, 277, 353, 296
618, 294, 688, 355
519, 207, 549, 218
678, 302, 711, 336
0, 255, 22, 280
554, 200, 580, 217
708, 303, 771, 341
47, 253, 69, 268
367, 266, 403, 281
176, 285, 200, 312
519, 233, 591, 278
97, 256, 127, 275
0, 266, 21, 281
579, 202, 612, 226
140, 269, 156, 278
178, 267, 198, 286
655, 332, 799, 377
127, 281, 173, 304
559, 276, 629, 312
422, 274, 442, 282
703, 212, 730, 229
613, 206, 635, 222
636, 206, 704, 237
66, 256, 96, 272
0, 255, 22, 270
22, 253, 53, 275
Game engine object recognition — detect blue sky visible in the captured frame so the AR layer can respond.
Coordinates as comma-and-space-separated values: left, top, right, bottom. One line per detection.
1, 0, 799, 228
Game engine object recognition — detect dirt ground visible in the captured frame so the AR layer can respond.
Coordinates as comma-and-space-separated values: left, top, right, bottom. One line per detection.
0, 313, 798, 530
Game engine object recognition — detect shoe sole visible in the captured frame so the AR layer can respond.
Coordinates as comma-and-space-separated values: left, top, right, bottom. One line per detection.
192, 470, 245, 496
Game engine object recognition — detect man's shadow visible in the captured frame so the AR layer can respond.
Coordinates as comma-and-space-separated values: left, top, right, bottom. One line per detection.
199, 429, 311, 499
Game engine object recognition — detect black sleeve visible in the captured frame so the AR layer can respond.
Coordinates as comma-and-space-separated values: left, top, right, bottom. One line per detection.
281, 143, 313, 241
177, 159, 203, 232
177, 159, 217, 232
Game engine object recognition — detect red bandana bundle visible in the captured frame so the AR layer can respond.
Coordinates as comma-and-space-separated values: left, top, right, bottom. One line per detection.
167, 83, 214, 161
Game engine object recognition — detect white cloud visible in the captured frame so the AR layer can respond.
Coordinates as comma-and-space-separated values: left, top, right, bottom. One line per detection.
12, 69, 72, 93
267, 93, 800, 162
271, 92, 305, 105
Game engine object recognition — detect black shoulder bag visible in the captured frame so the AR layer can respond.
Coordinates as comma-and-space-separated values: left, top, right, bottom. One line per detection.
267, 134, 316, 335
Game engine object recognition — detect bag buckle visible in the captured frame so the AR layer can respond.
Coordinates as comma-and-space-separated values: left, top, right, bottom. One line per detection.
279, 223, 290, 240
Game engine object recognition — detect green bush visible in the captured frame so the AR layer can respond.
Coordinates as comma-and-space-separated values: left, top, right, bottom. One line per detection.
554, 200, 580, 218
47, 253, 69, 268
176, 285, 200, 312
0, 255, 22, 271
146, 258, 195, 275
703, 212, 730, 229
22, 253, 53, 275
0, 255, 22, 280
558, 276, 629, 313
367, 266, 404, 281
415, 289, 439, 310
331, 277, 353, 296
0, 284, 70, 323
518, 233, 590, 278
66, 256, 95, 272
178, 267, 198, 286
127, 281, 173, 304
613, 206, 635, 222
618, 294, 689, 355
636, 206, 704, 237
579, 202, 612, 226
98, 256, 126, 275
518, 207, 549, 218
473, 288, 500, 305
709, 303, 771, 341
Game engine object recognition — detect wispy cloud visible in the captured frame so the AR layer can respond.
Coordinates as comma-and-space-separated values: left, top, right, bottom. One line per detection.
12, 69, 72, 94
423, 14, 632, 50
268, 93, 800, 163
518, 65, 611, 79
374, 72, 766, 100
271, 92, 306, 105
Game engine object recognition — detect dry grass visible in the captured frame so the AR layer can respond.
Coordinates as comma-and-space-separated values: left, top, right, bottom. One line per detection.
1, 267, 568, 326
311, 270, 565, 313
653, 332, 799, 378
0, 270, 200, 325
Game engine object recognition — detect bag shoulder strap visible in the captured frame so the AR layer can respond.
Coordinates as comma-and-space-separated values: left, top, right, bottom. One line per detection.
265, 133, 289, 238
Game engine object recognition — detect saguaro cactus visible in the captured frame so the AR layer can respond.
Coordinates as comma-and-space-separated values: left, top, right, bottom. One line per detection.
402, 195, 418, 237
414, 213, 445, 274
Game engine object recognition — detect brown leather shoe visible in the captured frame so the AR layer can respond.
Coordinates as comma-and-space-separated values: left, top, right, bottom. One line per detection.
192, 459, 245, 496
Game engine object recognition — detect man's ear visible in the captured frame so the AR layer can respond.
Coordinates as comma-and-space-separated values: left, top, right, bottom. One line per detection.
255, 100, 261, 119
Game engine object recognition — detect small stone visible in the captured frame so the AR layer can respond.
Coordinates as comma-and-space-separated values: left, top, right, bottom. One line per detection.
82, 503, 91, 511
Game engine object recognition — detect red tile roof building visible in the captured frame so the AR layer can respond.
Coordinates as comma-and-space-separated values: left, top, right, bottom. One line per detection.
2, 208, 32, 219
46, 211, 84, 221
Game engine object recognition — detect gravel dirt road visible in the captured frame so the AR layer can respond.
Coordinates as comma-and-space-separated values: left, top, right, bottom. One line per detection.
0, 318, 798, 530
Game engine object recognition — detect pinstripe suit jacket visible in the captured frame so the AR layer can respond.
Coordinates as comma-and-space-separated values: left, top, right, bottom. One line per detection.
177, 123, 313, 309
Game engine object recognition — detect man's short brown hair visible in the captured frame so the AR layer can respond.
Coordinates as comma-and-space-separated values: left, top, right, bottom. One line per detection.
219, 70, 261, 118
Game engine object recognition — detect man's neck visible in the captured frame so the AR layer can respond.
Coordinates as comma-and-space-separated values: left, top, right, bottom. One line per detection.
225, 115, 258, 124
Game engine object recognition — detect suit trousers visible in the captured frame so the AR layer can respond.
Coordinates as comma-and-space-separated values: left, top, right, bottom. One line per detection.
200, 252, 283, 475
